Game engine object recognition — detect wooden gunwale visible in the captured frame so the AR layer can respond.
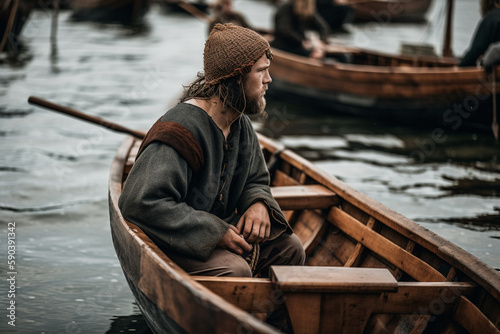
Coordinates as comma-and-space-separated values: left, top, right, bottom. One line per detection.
270, 49, 498, 99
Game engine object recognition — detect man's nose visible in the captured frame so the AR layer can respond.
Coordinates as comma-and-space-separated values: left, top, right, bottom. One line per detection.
264, 70, 272, 84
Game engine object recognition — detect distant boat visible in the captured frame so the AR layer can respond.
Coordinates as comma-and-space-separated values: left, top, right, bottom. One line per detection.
266, 0, 498, 129
338, 0, 433, 22
109, 133, 500, 333
70, 0, 151, 25
267, 45, 498, 128
0, 0, 35, 53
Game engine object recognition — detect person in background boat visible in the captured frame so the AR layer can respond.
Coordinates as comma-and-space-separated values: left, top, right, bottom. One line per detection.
207, 0, 253, 34
271, 0, 330, 59
458, 0, 500, 67
119, 23, 305, 279
316, 0, 353, 33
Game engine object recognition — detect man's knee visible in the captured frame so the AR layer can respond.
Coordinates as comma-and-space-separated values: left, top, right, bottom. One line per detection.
267, 233, 306, 266
286, 233, 306, 265
223, 256, 253, 277
210, 250, 252, 277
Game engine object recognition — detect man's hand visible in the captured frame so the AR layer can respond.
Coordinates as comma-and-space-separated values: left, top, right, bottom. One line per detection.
310, 39, 326, 59
303, 39, 326, 59
217, 225, 253, 255
236, 201, 271, 244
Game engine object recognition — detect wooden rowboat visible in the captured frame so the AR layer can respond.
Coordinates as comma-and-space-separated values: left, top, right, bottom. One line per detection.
337, 0, 432, 22
267, 45, 500, 128
109, 132, 500, 333
70, 0, 150, 25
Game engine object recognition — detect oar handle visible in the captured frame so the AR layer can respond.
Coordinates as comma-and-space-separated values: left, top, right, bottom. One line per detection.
28, 96, 146, 139
173, 0, 274, 35
176, 1, 211, 22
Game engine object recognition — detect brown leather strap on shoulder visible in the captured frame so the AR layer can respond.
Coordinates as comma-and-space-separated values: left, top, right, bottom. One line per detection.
137, 118, 205, 172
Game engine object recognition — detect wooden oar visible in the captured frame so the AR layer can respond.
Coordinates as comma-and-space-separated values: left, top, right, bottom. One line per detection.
27, 96, 146, 139
174, 0, 211, 22
170, 0, 273, 35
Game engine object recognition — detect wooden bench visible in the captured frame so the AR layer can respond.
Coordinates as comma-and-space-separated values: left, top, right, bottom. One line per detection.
271, 266, 398, 334
195, 267, 476, 334
271, 185, 340, 210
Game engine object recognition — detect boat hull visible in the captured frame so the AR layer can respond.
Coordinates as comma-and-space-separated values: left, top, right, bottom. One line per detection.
268, 48, 499, 129
71, 0, 150, 24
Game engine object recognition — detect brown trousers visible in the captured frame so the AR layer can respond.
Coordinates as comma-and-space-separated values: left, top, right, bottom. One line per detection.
167, 232, 305, 278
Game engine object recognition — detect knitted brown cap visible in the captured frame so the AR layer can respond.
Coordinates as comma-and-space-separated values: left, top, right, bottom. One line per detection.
204, 23, 271, 85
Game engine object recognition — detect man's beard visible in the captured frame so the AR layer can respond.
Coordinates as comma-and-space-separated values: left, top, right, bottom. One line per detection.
244, 94, 266, 115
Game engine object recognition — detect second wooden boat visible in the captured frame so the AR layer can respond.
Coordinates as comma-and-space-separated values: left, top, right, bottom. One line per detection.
267, 45, 500, 128
70, 0, 151, 25
109, 132, 500, 333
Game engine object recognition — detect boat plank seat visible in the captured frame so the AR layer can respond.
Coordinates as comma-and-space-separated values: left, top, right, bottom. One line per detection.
270, 266, 398, 334
194, 275, 475, 311
270, 266, 398, 293
195, 268, 476, 334
271, 185, 340, 210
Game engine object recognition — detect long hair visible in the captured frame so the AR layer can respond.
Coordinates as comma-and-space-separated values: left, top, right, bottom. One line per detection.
481, 0, 500, 16
293, 0, 316, 20
180, 73, 248, 114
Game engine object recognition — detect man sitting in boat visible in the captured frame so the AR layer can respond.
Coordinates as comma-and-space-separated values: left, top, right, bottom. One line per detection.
459, 0, 500, 67
271, 0, 330, 59
119, 24, 305, 284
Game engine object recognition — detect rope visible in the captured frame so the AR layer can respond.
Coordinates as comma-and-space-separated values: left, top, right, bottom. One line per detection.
240, 234, 260, 274
245, 243, 260, 274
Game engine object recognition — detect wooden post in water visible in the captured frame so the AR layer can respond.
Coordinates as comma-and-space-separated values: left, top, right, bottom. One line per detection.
493, 70, 499, 142
0, 0, 19, 53
50, 0, 59, 58
443, 0, 454, 57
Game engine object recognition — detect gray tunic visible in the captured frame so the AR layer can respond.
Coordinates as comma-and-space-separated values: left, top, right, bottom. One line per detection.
118, 103, 290, 261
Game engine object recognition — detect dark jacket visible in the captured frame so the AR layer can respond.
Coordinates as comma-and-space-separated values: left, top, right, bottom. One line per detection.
118, 103, 290, 261
271, 2, 330, 54
459, 8, 500, 67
